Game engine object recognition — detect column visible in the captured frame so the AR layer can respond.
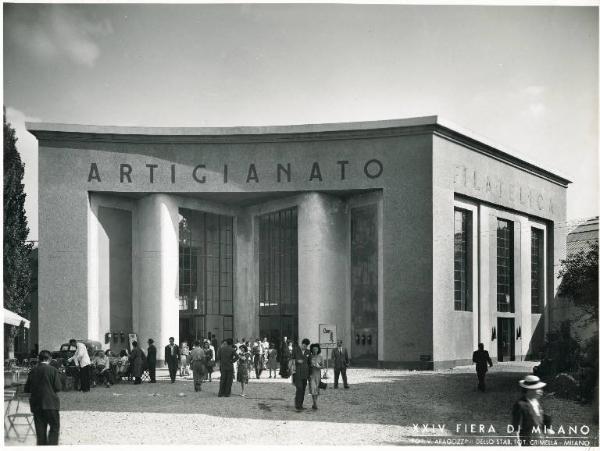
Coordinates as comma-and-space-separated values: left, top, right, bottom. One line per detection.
297, 193, 348, 344
136, 194, 179, 365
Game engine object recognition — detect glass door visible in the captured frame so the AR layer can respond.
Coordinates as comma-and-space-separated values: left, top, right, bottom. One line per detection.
497, 318, 515, 362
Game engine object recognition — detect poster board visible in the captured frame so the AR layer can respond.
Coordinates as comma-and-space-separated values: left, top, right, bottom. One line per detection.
318, 324, 337, 348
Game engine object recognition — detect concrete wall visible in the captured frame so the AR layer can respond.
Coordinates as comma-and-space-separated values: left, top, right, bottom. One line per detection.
380, 137, 434, 365
432, 135, 567, 366
38, 147, 89, 351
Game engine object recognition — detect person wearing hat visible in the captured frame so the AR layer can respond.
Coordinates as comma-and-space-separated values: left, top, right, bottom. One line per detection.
511, 375, 552, 445
147, 339, 157, 383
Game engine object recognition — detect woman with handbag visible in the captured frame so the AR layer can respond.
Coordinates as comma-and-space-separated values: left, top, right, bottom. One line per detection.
308, 343, 325, 410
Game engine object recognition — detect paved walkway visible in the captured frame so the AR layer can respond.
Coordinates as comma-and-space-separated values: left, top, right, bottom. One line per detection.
4, 362, 598, 446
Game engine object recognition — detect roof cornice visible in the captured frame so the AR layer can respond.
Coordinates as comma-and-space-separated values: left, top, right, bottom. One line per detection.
26, 115, 571, 187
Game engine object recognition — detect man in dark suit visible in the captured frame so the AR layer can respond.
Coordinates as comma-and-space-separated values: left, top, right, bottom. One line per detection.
332, 340, 350, 389
293, 338, 310, 411
164, 337, 179, 383
472, 342, 493, 392
147, 338, 157, 383
218, 338, 238, 397
24, 350, 62, 445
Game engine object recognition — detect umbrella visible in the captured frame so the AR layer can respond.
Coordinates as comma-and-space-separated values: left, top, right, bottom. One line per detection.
3, 308, 31, 328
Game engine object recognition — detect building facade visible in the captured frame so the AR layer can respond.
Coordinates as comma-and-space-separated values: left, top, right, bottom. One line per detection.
27, 116, 569, 368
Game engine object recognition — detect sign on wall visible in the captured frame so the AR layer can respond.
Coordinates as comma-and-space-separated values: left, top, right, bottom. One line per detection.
319, 324, 337, 348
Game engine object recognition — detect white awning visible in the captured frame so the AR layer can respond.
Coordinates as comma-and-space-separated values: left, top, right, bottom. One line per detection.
3, 308, 30, 328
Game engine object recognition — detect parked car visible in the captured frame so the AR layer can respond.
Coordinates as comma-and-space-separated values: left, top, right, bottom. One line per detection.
51, 339, 103, 362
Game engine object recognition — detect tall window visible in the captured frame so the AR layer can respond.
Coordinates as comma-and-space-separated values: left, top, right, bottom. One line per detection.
497, 219, 514, 313
259, 207, 298, 344
531, 228, 544, 314
179, 209, 233, 344
454, 208, 471, 311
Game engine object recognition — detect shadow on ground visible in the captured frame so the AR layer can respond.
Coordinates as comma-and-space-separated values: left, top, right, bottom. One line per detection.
53, 367, 598, 438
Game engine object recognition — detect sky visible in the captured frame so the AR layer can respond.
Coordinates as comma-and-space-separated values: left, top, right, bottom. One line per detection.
3, 3, 598, 242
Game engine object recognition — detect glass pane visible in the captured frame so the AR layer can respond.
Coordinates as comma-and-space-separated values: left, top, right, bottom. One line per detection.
259, 207, 298, 343
497, 219, 514, 313
179, 209, 234, 341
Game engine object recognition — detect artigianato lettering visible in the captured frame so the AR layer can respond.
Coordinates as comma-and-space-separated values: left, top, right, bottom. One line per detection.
87, 160, 383, 184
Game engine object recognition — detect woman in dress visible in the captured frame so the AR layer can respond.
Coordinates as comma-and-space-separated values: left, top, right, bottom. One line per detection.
203, 341, 215, 382
308, 343, 324, 410
180, 341, 190, 377
267, 343, 278, 378
236, 344, 252, 398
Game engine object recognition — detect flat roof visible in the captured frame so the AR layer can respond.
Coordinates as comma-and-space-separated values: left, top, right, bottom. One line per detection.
26, 115, 571, 187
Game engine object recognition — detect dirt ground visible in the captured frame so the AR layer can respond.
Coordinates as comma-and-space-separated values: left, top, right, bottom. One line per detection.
4, 361, 598, 446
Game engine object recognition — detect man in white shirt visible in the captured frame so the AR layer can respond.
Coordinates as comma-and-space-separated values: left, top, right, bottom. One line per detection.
67, 339, 91, 392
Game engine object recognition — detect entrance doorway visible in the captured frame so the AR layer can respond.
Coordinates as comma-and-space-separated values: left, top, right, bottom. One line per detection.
497, 317, 515, 362
350, 205, 378, 363
258, 207, 298, 346
178, 209, 234, 346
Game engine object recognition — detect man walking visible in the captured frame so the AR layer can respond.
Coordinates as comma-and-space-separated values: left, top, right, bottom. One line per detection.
190, 340, 206, 392
165, 337, 180, 383
332, 339, 350, 389
293, 338, 310, 411
472, 343, 493, 392
218, 339, 238, 397
67, 339, 91, 392
147, 338, 157, 383
24, 350, 62, 445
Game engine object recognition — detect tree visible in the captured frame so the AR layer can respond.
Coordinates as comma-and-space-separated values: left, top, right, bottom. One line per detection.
3, 108, 33, 320
557, 240, 599, 321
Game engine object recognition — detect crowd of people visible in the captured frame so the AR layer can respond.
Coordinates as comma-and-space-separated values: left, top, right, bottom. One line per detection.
53, 335, 351, 404
22, 336, 554, 447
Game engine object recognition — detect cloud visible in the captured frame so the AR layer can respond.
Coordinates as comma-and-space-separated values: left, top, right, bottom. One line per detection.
7, 5, 113, 67
5, 107, 41, 126
528, 102, 546, 117
522, 85, 545, 97
519, 85, 547, 119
